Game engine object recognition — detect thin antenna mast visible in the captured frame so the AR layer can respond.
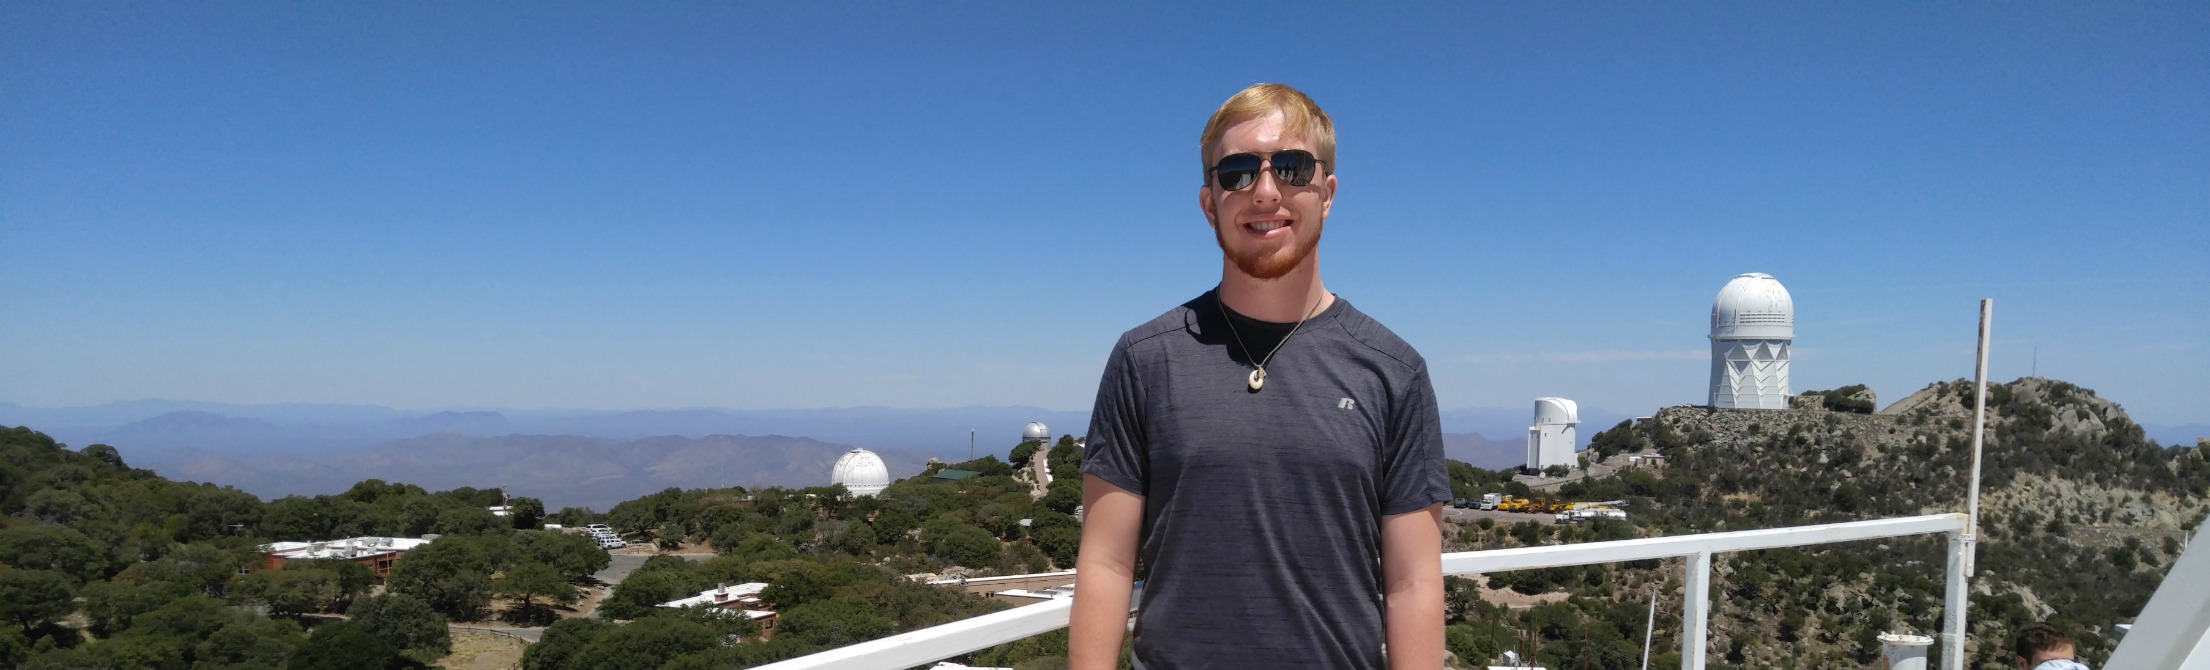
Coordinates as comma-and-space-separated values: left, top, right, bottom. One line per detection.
1944, 298, 1993, 670
1641, 585, 1657, 670
1967, 299, 1991, 572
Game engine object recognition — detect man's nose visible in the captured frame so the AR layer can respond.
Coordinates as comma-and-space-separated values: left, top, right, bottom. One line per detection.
1247, 167, 1282, 204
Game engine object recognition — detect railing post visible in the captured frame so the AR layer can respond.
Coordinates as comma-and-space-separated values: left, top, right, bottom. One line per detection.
1681, 550, 1711, 670
1942, 532, 1970, 670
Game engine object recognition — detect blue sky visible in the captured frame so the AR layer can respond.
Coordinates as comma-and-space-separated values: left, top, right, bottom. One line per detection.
4, 3, 2205, 426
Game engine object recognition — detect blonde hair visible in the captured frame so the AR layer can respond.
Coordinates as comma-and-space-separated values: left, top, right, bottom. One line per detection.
1198, 83, 1336, 184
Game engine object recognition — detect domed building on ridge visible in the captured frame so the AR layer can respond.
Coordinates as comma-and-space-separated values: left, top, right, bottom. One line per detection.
1022, 421, 1050, 443
1709, 272, 1795, 410
830, 448, 890, 497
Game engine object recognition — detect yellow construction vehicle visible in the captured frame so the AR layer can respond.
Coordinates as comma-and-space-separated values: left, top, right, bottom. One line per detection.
1493, 495, 1539, 512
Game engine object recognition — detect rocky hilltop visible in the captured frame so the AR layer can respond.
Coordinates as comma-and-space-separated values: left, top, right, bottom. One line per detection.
1447, 377, 2207, 669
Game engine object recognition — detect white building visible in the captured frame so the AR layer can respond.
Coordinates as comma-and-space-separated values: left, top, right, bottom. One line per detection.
1022, 421, 1050, 443
831, 448, 891, 497
660, 582, 770, 610
1526, 398, 1579, 471
1709, 272, 1795, 409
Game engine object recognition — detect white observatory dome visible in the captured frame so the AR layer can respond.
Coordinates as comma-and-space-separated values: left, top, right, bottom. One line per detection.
830, 448, 890, 497
1711, 272, 1795, 340
1533, 398, 1579, 426
1022, 421, 1050, 442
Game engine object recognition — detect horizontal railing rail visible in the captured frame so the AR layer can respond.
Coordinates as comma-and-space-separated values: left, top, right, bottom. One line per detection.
753, 513, 1971, 670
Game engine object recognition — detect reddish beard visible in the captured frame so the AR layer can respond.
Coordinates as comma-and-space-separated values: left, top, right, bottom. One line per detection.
1214, 220, 1322, 280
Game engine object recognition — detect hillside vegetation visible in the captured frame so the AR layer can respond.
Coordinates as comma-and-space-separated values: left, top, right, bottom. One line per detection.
4, 376, 2200, 670
1431, 377, 2206, 669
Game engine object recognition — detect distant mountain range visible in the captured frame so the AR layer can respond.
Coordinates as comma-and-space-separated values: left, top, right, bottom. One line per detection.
164, 433, 931, 511
0, 398, 1637, 508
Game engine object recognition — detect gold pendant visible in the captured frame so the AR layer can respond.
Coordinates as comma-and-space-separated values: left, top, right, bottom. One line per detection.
1248, 367, 1266, 392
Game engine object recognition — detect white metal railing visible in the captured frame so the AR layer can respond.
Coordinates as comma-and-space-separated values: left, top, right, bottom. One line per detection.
754, 513, 1972, 670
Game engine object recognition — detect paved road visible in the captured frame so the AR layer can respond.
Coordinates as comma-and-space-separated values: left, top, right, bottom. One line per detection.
594, 552, 714, 587
1443, 507, 1558, 526
445, 551, 722, 641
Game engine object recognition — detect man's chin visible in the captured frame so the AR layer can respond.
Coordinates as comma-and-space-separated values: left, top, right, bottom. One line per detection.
1232, 246, 1314, 280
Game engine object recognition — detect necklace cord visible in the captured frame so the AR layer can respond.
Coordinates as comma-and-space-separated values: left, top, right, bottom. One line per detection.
1219, 291, 1325, 374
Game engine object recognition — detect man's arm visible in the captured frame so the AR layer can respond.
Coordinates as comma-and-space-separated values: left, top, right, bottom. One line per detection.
1069, 474, 1144, 670
1381, 503, 1445, 670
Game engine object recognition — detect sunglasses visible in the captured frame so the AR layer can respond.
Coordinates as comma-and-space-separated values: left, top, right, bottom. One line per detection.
1208, 150, 1327, 191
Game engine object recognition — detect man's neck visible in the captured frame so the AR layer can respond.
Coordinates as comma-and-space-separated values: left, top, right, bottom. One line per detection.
1218, 259, 1334, 323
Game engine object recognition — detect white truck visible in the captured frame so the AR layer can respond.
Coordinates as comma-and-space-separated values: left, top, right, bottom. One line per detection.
1556, 507, 1629, 524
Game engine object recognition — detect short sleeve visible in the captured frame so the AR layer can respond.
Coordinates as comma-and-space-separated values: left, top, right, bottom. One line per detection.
1081, 339, 1149, 495
1380, 366, 1451, 515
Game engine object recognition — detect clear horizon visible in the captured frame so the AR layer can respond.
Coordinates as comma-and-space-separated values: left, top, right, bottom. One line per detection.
5, 4, 2204, 426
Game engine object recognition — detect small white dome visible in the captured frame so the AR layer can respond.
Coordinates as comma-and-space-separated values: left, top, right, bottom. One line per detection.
1711, 272, 1795, 340
830, 449, 890, 497
1533, 398, 1579, 426
1022, 422, 1050, 442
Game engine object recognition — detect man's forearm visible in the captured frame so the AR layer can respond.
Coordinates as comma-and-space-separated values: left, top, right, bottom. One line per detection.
1381, 504, 1446, 669
1068, 560, 1133, 670
1384, 575, 1445, 669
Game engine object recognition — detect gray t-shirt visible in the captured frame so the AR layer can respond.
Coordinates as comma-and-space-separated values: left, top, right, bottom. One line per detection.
1082, 290, 1450, 670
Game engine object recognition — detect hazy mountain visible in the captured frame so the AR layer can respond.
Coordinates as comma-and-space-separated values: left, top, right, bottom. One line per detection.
389, 411, 512, 435
1, 398, 1639, 504
2143, 422, 2209, 447
1440, 405, 1632, 449
166, 432, 933, 511
1443, 432, 1528, 470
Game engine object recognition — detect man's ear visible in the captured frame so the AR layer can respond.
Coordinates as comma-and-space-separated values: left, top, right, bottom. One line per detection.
1198, 185, 1217, 228
1319, 172, 1337, 220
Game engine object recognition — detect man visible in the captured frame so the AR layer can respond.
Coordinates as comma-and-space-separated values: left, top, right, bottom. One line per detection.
1069, 83, 1450, 670
2014, 622, 2091, 670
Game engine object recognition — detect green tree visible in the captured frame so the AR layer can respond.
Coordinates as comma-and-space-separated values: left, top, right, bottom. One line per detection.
569, 614, 717, 670
515, 530, 610, 582
0, 526, 108, 583
777, 595, 895, 647
194, 616, 305, 669
1047, 437, 1082, 480
1034, 526, 1080, 569
509, 497, 547, 529
347, 593, 451, 664
0, 569, 75, 633
80, 578, 186, 637
871, 508, 920, 546
1009, 439, 1044, 469
433, 506, 508, 536
231, 568, 337, 618
1039, 477, 1082, 515
929, 523, 1003, 568
384, 535, 509, 621
522, 617, 612, 670
0, 627, 28, 670
286, 621, 415, 670
497, 560, 578, 624
599, 569, 698, 620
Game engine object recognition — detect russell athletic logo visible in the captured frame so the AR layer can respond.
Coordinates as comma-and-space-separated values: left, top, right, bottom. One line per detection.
1338, 398, 1356, 410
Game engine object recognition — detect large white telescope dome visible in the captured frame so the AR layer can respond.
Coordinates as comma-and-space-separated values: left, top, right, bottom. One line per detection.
1022, 421, 1050, 442
1533, 398, 1579, 426
1709, 272, 1794, 409
830, 448, 890, 497
1711, 272, 1795, 340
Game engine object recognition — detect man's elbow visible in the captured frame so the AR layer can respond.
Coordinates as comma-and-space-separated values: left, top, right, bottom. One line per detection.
1385, 568, 1443, 599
